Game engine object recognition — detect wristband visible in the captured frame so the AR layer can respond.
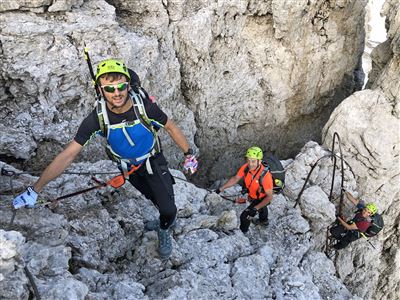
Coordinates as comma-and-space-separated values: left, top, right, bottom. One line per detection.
184, 148, 193, 156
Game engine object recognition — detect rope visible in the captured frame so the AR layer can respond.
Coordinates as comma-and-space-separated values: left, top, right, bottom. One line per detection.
171, 175, 238, 202
24, 266, 41, 300
330, 132, 345, 217
290, 132, 351, 258
293, 151, 352, 208
1, 168, 121, 177
360, 232, 376, 249
7, 174, 17, 230
293, 154, 333, 208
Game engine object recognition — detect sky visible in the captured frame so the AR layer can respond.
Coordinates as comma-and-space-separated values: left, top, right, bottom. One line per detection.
363, 0, 387, 87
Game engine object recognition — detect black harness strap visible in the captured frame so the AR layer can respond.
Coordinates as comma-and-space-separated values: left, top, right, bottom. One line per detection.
243, 164, 268, 200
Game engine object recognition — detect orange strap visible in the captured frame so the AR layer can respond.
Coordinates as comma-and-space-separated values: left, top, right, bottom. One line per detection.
106, 164, 142, 188
236, 197, 247, 204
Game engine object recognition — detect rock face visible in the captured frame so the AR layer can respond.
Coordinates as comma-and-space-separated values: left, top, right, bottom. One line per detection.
0, 141, 361, 300
323, 0, 400, 299
0, 0, 366, 182
1, 0, 399, 299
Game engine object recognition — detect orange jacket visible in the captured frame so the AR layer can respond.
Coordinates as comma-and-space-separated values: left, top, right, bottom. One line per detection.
237, 163, 273, 200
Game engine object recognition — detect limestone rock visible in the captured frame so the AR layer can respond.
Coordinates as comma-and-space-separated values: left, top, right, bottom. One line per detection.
217, 210, 238, 232
299, 186, 336, 232
1, 0, 399, 298
231, 254, 272, 299
0, 0, 366, 182
40, 278, 88, 300
322, 1, 400, 298
0, 140, 359, 299
0, 230, 29, 300
323, 90, 399, 300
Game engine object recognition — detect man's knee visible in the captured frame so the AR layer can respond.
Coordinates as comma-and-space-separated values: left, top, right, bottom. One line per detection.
160, 208, 177, 229
258, 207, 268, 222
159, 199, 177, 221
330, 226, 345, 238
240, 211, 251, 233
333, 240, 347, 250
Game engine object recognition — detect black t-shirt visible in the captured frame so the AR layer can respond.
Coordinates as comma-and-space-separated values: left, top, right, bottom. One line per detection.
74, 93, 168, 146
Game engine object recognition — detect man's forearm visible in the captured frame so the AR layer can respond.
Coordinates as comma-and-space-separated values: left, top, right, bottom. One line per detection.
164, 119, 190, 153
220, 176, 240, 192
338, 217, 357, 230
345, 191, 359, 206
33, 141, 82, 192
254, 194, 272, 210
34, 155, 73, 192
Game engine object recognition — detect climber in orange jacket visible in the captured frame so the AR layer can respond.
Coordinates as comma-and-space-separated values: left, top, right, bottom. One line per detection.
216, 146, 273, 233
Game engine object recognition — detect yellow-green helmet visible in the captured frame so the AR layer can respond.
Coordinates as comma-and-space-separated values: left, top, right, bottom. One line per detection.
245, 146, 263, 160
95, 59, 130, 82
366, 203, 378, 215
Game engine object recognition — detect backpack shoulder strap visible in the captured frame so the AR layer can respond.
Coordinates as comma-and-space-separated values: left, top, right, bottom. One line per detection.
129, 88, 161, 152
129, 88, 152, 126
257, 163, 270, 197
96, 98, 110, 138
243, 165, 249, 178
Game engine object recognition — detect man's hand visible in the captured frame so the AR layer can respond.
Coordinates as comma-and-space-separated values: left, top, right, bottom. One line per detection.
242, 206, 258, 220
337, 216, 346, 225
183, 155, 198, 174
12, 187, 38, 209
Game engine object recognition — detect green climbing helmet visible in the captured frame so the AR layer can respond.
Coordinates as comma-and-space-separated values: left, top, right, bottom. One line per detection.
366, 203, 378, 215
95, 59, 131, 82
245, 146, 263, 160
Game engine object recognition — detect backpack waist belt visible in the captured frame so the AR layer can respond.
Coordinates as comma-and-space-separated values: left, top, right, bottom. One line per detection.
248, 195, 267, 202
119, 148, 158, 178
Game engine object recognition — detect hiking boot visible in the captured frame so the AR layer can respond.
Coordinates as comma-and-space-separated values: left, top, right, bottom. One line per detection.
145, 219, 160, 231
145, 217, 177, 232
157, 228, 172, 259
252, 219, 269, 226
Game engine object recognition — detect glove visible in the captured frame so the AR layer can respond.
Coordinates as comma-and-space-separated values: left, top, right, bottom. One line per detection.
183, 155, 198, 174
215, 188, 221, 194
242, 206, 258, 220
13, 186, 38, 209
236, 197, 247, 204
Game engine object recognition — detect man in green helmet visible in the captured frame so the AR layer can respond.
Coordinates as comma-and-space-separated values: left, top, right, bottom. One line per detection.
330, 191, 378, 250
12, 58, 197, 259
216, 146, 274, 233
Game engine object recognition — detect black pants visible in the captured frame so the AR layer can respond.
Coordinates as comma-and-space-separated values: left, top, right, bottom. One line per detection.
240, 198, 269, 233
128, 152, 176, 230
330, 225, 360, 250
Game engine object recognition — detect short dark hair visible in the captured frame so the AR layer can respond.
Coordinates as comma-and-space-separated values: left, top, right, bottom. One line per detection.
99, 72, 128, 83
